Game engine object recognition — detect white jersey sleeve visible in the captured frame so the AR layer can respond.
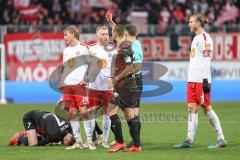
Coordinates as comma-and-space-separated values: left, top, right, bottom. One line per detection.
60, 43, 89, 86
188, 32, 212, 83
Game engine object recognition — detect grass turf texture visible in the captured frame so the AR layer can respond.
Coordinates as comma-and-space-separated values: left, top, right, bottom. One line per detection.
0, 102, 239, 160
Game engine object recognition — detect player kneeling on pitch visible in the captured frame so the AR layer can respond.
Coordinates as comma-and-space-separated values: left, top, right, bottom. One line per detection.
8, 110, 75, 146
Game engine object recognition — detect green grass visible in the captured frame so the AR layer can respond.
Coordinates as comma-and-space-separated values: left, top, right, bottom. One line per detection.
0, 102, 239, 160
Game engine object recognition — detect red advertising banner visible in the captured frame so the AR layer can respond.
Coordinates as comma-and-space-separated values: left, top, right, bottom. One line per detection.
4, 32, 240, 81
4, 32, 64, 63
8, 62, 59, 81
139, 33, 240, 61
4, 33, 64, 81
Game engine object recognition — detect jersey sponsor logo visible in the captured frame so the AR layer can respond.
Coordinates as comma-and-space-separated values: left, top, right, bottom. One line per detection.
203, 43, 212, 57
204, 43, 211, 50
97, 59, 107, 69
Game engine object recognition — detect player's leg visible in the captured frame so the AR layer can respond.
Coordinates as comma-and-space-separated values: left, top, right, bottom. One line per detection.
79, 105, 96, 150
173, 103, 198, 148
107, 101, 126, 152
88, 89, 104, 146
201, 105, 227, 148
100, 90, 113, 148
199, 82, 226, 148
8, 130, 27, 146
123, 77, 142, 151
186, 103, 199, 144
63, 90, 84, 150
174, 83, 198, 148
122, 107, 141, 152
67, 107, 84, 149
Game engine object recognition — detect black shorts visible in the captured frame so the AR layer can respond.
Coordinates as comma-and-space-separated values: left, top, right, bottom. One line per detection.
110, 76, 142, 108
23, 110, 39, 131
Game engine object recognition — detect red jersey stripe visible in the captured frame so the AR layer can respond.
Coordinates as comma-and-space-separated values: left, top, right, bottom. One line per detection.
202, 33, 207, 41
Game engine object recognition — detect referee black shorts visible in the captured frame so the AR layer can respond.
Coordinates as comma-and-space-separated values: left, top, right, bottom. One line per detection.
110, 76, 142, 108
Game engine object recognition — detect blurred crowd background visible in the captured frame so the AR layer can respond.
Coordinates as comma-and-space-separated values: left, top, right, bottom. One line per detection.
0, 0, 239, 33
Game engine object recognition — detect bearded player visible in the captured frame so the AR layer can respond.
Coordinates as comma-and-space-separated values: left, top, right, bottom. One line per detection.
173, 14, 227, 149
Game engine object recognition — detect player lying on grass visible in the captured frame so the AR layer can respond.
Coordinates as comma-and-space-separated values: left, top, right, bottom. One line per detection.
8, 110, 74, 146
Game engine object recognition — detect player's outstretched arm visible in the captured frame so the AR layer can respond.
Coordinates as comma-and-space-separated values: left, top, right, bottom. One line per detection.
105, 11, 116, 29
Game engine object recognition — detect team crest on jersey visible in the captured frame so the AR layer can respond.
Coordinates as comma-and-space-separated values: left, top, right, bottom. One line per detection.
97, 59, 107, 69
67, 58, 76, 68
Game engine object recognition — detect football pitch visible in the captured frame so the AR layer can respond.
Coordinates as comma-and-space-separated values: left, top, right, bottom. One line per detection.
0, 102, 239, 160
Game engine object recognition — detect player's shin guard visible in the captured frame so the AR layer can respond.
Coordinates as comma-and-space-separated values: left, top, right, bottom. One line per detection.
187, 113, 198, 143
110, 114, 124, 143
70, 118, 83, 143
128, 116, 141, 147
102, 114, 111, 143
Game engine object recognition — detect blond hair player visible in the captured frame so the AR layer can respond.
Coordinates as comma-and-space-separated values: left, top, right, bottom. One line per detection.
173, 14, 227, 149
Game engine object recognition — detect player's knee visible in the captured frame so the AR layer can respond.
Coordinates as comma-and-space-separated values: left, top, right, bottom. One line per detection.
188, 105, 198, 113
107, 104, 118, 117
201, 106, 212, 114
110, 114, 121, 126
80, 112, 90, 120
125, 113, 135, 121
68, 108, 78, 119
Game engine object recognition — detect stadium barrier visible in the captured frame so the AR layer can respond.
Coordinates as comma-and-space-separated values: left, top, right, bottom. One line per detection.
2, 80, 240, 103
